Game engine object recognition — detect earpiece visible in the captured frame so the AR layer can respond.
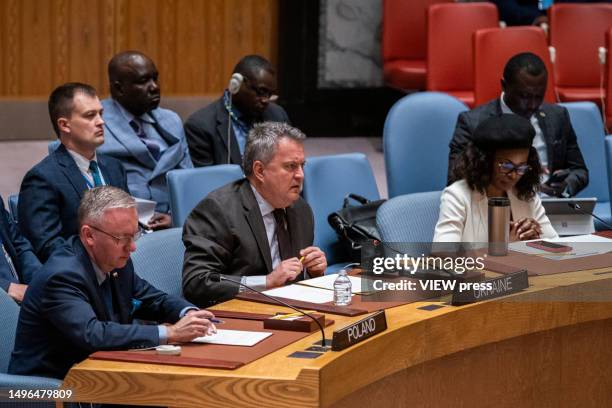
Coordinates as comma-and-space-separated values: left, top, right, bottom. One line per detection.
228, 73, 244, 95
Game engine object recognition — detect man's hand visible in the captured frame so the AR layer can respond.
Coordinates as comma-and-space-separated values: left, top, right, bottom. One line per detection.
300, 246, 327, 277
148, 212, 172, 230
541, 169, 570, 198
266, 258, 302, 288
7, 283, 27, 303
510, 218, 542, 242
166, 310, 216, 343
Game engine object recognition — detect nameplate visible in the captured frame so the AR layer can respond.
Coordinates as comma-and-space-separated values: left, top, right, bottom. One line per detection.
451, 270, 529, 305
331, 310, 387, 351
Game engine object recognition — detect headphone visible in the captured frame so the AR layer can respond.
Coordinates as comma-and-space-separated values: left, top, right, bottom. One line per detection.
228, 73, 243, 95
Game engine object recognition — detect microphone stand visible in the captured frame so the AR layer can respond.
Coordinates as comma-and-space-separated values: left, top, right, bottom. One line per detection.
567, 203, 612, 230
212, 274, 328, 347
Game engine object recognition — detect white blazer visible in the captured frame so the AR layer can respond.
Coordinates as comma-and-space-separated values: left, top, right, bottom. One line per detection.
433, 180, 558, 242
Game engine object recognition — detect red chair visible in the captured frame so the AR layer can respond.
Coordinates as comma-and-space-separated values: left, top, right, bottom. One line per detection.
426, 2, 499, 107
473, 27, 556, 108
549, 4, 612, 104
383, 0, 450, 91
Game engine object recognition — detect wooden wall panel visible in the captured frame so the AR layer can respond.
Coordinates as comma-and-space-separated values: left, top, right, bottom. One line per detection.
0, 0, 278, 97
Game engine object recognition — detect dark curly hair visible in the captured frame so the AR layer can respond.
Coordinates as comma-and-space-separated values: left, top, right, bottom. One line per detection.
453, 142, 542, 200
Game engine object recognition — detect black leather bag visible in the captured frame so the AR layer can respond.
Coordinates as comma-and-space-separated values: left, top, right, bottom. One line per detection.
327, 194, 386, 261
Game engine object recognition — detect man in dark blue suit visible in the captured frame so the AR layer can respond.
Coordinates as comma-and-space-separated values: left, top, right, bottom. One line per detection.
9, 186, 216, 379
0, 195, 41, 303
19, 82, 129, 262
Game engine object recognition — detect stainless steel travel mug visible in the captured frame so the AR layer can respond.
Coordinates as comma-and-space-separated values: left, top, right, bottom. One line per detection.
488, 197, 510, 256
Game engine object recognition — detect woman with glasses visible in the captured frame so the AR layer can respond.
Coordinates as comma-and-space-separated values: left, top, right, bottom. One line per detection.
434, 114, 558, 242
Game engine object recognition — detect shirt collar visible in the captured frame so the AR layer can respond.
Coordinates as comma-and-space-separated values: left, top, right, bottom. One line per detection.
249, 183, 275, 217
66, 147, 98, 174
91, 259, 109, 285
500, 93, 539, 120
112, 98, 154, 124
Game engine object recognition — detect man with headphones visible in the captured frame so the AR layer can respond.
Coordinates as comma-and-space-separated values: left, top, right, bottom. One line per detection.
184, 55, 290, 167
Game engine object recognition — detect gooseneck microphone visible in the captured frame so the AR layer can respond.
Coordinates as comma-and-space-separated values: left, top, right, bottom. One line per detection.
567, 202, 612, 230
209, 273, 327, 347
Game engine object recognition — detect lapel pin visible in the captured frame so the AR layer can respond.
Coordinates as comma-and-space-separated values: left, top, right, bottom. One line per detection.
112, 272, 118, 278
539, 111, 546, 117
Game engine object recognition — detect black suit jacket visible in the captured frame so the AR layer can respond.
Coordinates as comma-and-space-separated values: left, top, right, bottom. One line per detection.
0, 196, 41, 291
8, 236, 193, 379
184, 98, 290, 167
448, 99, 588, 196
182, 178, 314, 306
18, 144, 129, 261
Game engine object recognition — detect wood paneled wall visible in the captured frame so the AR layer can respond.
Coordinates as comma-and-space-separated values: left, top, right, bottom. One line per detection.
0, 0, 278, 97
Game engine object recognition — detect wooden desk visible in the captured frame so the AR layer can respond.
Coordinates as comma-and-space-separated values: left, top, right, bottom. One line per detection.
62, 268, 612, 407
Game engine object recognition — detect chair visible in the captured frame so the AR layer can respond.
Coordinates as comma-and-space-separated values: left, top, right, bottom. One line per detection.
426, 2, 499, 107
473, 26, 556, 107
383, 92, 468, 198
560, 102, 611, 230
48, 139, 60, 155
383, 0, 450, 90
0, 289, 62, 399
8, 194, 18, 223
606, 136, 612, 224
549, 4, 612, 104
167, 164, 244, 227
377, 191, 443, 243
131, 228, 184, 298
302, 153, 380, 273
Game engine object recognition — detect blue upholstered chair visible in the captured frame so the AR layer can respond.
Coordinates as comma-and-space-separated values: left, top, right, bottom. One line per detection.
48, 140, 60, 155
605, 135, 612, 226
167, 165, 244, 227
383, 92, 468, 198
0, 289, 62, 400
560, 102, 611, 229
376, 191, 443, 243
131, 228, 184, 298
8, 194, 18, 223
302, 153, 380, 274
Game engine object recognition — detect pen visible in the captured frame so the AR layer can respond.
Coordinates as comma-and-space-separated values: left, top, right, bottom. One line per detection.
299, 256, 305, 263
208, 318, 224, 324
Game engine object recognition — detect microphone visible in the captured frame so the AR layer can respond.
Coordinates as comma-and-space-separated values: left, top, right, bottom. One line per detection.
567, 202, 612, 230
209, 273, 327, 347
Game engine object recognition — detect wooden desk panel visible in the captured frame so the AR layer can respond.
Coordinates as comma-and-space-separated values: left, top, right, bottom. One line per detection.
61, 268, 612, 407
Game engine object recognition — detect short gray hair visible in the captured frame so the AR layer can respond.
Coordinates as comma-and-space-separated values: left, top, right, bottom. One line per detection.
78, 186, 136, 226
242, 122, 306, 176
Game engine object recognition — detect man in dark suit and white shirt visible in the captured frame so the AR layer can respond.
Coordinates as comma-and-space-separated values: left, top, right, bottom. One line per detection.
0, 195, 41, 303
9, 186, 216, 379
19, 82, 129, 262
448, 52, 588, 197
182, 122, 327, 306
184, 55, 290, 167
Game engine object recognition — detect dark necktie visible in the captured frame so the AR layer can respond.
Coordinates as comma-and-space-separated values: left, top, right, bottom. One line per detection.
100, 277, 117, 322
88, 160, 103, 187
0, 237, 18, 281
273, 209, 293, 260
129, 119, 161, 161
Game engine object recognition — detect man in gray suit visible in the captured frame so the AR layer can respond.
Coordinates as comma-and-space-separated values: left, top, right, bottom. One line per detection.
99, 51, 193, 229
448, 52, 588, 197
182, 122, 327, 306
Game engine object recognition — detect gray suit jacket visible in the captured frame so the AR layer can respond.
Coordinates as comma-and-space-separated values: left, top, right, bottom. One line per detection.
99, 98, 193, 213
182, 178, 314, 306
448, 99, 588, 196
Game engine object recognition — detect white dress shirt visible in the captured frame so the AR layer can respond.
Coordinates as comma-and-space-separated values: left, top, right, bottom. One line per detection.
67, 148, 106, 188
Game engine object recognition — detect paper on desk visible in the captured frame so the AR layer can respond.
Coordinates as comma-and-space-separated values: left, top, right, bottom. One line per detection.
263, 284, 339, 304
297, 274, 370, 294
134, 197, 156, 226
192, 329, 272, 346
509, 234, 612, 260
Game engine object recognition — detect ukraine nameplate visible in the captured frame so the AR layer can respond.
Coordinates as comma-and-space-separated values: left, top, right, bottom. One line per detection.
451, 269, 529, 305
331, 310, 387, 351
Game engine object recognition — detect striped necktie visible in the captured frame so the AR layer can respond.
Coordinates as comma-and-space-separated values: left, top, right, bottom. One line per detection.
89, 160, 103, 187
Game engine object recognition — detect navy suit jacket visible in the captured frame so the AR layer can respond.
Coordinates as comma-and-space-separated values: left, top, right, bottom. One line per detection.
0, 196, 41, 291
8, 236, 193, 379
18, 144, 128, 262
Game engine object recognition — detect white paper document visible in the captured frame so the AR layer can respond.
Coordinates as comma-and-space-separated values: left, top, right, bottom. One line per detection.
262, 284, 336, 304
509, 235, 612, 260
192, 329, 272, 346
298, 274, 370, 294
134, 197, 157, 226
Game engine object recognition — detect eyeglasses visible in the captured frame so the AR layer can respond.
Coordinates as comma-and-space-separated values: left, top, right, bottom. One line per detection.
282, 161, 306, 173
497, 161, 531, 176
243, 76, 277, 100
89, 225, 142, 246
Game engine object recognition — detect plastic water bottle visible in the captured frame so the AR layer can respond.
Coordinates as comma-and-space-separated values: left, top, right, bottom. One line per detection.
333, 269, 352, 306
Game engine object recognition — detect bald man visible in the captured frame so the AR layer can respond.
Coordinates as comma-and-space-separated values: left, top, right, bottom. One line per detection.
98, 51, 193, 228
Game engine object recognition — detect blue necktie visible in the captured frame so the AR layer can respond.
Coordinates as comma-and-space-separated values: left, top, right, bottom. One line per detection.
89, 160, 103, 187
130, 119, 161, 161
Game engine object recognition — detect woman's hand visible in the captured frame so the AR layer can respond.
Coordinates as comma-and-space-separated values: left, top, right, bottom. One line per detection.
510, 218, 542, 241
